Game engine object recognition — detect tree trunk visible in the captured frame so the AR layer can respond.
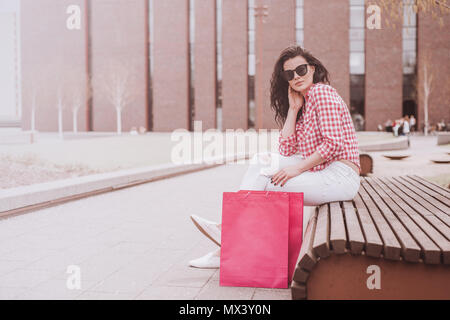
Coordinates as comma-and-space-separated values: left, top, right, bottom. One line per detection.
58, 104, 63, 140
31, 106, 36, 132
424, 98, 429, 136
116, 107, 122, 135
422, 63, 432, 137
73, 108, 78, 133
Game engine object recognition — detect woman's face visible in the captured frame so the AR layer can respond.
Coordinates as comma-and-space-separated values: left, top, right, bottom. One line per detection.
283, 55, 315, 94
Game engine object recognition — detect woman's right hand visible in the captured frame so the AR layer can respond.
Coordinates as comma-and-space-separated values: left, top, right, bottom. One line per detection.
288, 86, 304, 113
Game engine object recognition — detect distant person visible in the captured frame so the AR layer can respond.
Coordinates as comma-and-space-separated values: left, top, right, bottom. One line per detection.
437, 119, 447, 132
402, 116, 410, 136
398, 119, 404, 136
393, 120, 401, 137
385, 119, 393, 132
352, 113, 365, 131
409, 115, 416, 132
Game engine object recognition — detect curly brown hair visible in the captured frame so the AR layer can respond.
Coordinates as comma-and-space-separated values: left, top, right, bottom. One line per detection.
270, 45, 330, 128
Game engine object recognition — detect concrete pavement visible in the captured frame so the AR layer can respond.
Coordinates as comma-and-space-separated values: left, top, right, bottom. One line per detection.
0, 135, 448, 300
367, 135, 450, 182
0, 161, 292, 300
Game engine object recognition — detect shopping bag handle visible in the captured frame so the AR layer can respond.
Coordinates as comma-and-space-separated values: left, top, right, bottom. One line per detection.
243, 191, 270, 198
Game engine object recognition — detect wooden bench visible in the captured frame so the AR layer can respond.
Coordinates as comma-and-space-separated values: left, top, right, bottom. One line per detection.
291, 175, 450, 299
359, 154, 373, 176
437, 132, 450, 145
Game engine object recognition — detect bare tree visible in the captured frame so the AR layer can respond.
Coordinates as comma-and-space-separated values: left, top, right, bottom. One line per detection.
421, 50, 434, 136
28, 68, 43, 134
377, 0, 449, 29
66, 66, 91, 134
46, 61, 69, 140
56, 74, 67, 140
92, 58, 138, 135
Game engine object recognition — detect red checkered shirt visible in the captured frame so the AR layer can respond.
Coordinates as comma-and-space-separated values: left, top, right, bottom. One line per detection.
278, 82, 361, 172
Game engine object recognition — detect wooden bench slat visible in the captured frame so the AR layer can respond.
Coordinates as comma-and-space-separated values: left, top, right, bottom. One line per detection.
394, 176, 450, 228
292, 267, 309, 284
297, 208, 318, 271
398, 176, 450, 215
342, 200, 365, 254
376, 177, 450, 264
363, 178, 421, 262
353, 192, 383, 257
329, 202, 347, 254
408, 175, 450, 200
291, 281, 306, 299
359, 181, 402, 260
371, 177, 442, 264
384, 177, 450, 242
312, 204, 331, 258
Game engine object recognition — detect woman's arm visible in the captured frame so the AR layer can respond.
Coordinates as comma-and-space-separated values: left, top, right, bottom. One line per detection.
294, 150, 325, 172
282, 86, 304, 137
280, 108, 299, 139
278, 87, 304, 156
314, 87, 345, 161
271, 149, 325, 187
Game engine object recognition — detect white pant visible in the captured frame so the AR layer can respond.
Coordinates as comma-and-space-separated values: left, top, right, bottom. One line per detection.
239, 152, 361, 206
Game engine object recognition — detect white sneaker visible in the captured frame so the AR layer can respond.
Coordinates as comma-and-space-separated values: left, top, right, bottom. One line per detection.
190, 214, 221, 246
188, 249, 220, 269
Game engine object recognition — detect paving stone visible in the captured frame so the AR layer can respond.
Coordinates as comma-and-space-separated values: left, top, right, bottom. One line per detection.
76, 291, 137, 300
0, 260, 32, 277
87, 248, 186, 294
252, 288, 292, 300
12, 278, 92, 300
0, 268, 56, 289
1, 247, 60, 263
152, 265, 216, 289
0, 287, 27, 300
135, 285, 201, 300
194, 280, 256, 300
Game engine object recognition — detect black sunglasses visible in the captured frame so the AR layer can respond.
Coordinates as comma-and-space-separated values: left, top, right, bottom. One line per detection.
282, 64, 309, 81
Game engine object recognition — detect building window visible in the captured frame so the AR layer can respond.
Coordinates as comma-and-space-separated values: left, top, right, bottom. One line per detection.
349, 0, 365, 131
349, 0, 365, 75
189, 0, 195, 130
0, 1, 21, 124
148, 0, 154, 131
216, 0, 222, 130
402, 0, 417, 75
296, 0, 304, 47
402, 0, 417, 120
248, 0, 255, 128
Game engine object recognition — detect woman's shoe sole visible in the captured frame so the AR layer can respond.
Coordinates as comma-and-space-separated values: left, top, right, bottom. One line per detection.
190, 216, 221, 247
188, 264, 219, 269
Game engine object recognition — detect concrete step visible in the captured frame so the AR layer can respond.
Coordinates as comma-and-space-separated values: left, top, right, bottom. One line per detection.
0, 130, 35, 145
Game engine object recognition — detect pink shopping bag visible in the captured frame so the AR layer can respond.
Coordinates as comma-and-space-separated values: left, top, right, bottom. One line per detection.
237, 190, 303, 283
219, 191, 303, 289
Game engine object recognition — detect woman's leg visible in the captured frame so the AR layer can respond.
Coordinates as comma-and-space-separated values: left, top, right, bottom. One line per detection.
238, 151, 306, 191
265, 159, 361, 205
238, 151, 361, 204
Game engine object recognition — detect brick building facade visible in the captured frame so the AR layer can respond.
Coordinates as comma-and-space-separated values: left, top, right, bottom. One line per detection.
3, 0, 448, 133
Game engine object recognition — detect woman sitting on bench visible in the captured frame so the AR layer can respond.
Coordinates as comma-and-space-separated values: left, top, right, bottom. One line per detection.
189, 45, 361, 268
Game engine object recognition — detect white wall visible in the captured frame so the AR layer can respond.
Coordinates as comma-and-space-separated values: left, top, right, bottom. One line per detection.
0, 0, 21, 121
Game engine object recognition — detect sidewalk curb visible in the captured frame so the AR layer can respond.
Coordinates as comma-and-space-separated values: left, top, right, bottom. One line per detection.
359, 136, 409, 152
0, 153, 250, 219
